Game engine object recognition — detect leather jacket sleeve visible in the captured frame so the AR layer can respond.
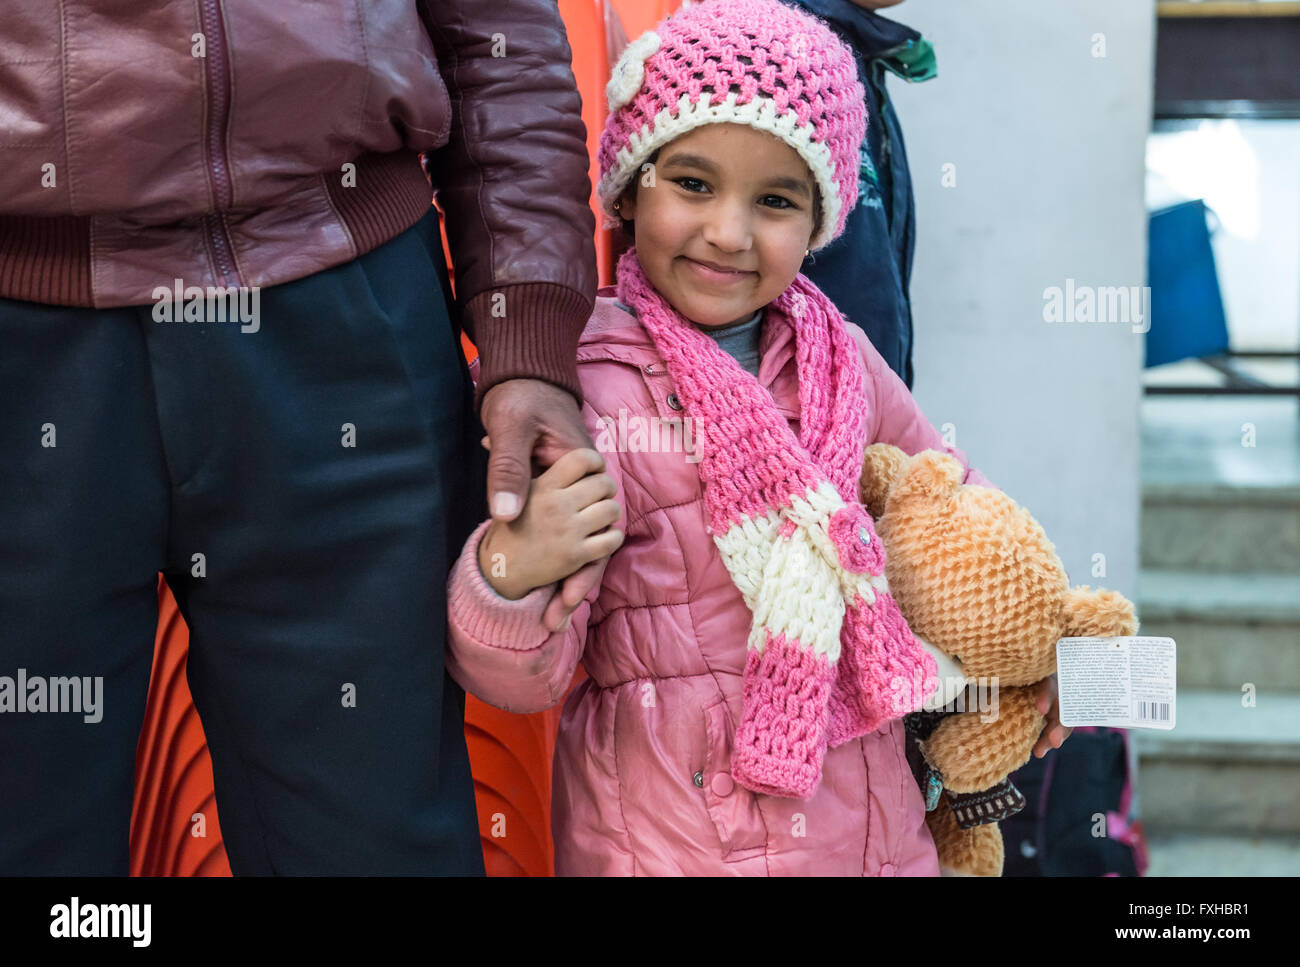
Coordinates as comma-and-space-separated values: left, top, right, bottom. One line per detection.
418, 0, 597, 412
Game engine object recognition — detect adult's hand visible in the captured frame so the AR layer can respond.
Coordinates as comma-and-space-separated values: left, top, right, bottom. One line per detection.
478, 378, 610, 633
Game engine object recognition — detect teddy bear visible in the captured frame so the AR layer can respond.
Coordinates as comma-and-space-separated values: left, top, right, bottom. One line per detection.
858, 443, 1139, 876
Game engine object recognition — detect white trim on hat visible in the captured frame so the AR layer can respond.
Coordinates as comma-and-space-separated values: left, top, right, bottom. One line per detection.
598, 91, 844, 251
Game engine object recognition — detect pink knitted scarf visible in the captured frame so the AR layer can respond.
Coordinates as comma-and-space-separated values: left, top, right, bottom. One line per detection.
615, 247, 937, 799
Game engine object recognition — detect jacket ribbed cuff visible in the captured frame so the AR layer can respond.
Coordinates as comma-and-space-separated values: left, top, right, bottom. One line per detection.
463, 282, 590, 415
448, 518, 557, 651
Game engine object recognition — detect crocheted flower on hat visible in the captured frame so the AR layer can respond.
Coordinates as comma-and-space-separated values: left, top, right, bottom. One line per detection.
607, 31, 661, 114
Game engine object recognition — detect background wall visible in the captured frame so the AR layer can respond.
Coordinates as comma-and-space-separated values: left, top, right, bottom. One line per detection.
889, 0, 1156, 595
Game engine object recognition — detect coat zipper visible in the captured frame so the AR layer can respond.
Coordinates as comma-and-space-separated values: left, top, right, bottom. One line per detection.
869, 62, 896, 235
199, 0, 240, 288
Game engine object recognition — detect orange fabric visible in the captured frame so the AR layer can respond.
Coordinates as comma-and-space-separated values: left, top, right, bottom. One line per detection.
610, 0, 683, 43
559, 0, 616, 287
129, 578, 231, 876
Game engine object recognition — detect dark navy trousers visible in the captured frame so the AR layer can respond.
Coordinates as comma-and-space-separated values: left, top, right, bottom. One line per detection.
0, 208, 488, 875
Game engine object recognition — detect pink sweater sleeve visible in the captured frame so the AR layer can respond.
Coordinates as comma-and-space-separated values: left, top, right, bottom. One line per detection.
444, 400, 620, 714
850, 327, 998, 491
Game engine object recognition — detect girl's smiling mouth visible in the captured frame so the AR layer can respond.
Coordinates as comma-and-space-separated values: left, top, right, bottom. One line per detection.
681, 256, 756, 284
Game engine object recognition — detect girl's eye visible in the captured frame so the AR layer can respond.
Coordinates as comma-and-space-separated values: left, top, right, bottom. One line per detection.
670, 180, 798, 210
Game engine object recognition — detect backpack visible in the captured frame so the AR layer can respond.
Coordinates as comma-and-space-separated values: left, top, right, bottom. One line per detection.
1000, 726, 1149, 877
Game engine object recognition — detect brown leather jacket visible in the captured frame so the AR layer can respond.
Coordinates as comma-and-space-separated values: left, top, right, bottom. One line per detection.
0, 0, 596, 407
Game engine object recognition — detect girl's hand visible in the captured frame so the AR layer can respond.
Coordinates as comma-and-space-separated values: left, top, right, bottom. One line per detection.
1032, 673, 1072, 758
477, 447, 624, 601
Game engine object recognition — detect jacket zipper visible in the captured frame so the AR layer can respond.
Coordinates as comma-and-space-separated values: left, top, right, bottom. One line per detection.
869, 62, 895, 233
199, 0, 240, 288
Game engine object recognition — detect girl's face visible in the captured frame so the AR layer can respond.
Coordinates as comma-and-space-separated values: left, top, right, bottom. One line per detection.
619, 123, 817, 328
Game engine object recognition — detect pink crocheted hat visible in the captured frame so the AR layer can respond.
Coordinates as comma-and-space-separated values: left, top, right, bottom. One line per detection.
597, 0, 867, 251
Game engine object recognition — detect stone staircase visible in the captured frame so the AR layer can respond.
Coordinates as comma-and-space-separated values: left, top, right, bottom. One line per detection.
1133, 397, 1300, 875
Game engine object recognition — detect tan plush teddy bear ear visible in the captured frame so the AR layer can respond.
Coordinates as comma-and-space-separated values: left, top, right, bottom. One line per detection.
860, 443, 911, 517
1061, 585, 1139, 639
877, 448, 966, 516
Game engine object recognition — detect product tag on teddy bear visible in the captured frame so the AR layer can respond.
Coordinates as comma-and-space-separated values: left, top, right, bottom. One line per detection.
1055, 636, 1176, 730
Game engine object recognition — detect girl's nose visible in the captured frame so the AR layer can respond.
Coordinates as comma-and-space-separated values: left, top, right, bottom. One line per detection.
700, 199, 752, 252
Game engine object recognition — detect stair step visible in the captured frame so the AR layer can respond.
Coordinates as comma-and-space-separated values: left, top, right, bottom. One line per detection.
1143, 831, 1300, 876
1137, 569, 1300, 690
1141, 482, 1300, 572
1133, 689, 1300, 835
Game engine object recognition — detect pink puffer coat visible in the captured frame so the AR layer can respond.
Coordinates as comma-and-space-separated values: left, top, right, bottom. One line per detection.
447, 287, 996, 876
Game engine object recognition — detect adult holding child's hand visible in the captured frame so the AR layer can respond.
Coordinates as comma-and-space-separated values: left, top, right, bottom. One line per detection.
476, 442, 623, 604
479, 380, 621, 632
0, 0, 605, 876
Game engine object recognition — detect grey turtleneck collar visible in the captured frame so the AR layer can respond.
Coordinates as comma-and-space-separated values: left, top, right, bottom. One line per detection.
613, 300, 764, 378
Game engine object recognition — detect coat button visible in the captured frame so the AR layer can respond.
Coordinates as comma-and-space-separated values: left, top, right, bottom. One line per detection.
693, 770, 704, 788
880, 862, 897, 876
858, 525, 872, 545
710, 773, 735, 797
667, 392, 683, 411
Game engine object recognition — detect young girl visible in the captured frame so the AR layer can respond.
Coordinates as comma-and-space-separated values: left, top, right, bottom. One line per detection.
447, 0, 1002, 875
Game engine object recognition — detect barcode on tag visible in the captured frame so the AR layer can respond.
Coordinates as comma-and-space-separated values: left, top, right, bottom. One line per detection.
1057, 636, 1176, 730
1136, 700, 1171, 722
